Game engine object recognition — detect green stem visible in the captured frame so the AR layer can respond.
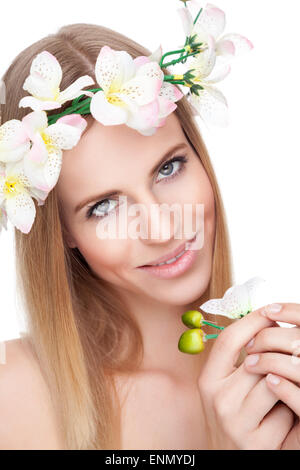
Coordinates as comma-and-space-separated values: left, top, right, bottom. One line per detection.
205, 334, 219, 340
162, 50, 199, 68
202, 321, 225, 331
193, 7, 203, 25
159, 48, 186, 68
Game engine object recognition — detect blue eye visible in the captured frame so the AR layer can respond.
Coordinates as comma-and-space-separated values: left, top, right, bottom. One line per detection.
86, 199, 118, 220
156, 156, 187, 183
86, 155, 188, 220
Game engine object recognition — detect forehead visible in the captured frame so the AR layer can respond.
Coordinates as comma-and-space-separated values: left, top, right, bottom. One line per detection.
57, 112, 186, 193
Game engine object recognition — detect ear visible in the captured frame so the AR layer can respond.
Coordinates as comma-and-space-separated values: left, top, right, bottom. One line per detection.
64, 232, 77, 249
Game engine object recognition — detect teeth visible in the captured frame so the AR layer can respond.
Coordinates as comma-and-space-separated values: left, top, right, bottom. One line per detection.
152, 249, 186, 267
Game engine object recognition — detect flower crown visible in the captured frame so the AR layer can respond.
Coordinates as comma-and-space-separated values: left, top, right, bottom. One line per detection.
0, 1, 253, 234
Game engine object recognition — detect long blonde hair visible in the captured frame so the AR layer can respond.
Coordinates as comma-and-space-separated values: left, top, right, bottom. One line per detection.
1, 23, 234, 449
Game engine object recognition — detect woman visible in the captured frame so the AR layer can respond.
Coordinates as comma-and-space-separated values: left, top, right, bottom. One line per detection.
0, 22, 299, 450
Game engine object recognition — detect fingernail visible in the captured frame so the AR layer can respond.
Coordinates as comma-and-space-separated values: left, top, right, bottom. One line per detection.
245, 354, 259, 366
265, 303, 282, 314
245, 338, 255, 349
267, 373, 280, 385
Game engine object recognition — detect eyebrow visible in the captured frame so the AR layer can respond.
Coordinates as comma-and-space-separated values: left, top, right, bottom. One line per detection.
74, 142, 189, 214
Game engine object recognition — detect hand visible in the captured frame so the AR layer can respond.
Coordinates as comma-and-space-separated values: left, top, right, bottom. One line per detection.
198, 306, 294, 450
244, 302, 300, 449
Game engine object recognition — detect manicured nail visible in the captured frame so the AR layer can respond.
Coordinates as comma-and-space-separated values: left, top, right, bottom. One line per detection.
265, 303, 282, 314
245, 354, 259, 366
267, 373, 280, 385
245, 338, 255, 349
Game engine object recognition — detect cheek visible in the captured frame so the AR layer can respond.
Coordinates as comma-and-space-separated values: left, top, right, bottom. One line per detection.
177, 162, 216, 234
75, 226, 133, 274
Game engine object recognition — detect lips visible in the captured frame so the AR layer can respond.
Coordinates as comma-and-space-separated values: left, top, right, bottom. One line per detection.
138, 233, 197, 267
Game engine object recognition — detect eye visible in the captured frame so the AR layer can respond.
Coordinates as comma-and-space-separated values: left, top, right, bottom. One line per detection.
86, 198, 118, 220
156, 155, 188, 183
86, 155, 189, 220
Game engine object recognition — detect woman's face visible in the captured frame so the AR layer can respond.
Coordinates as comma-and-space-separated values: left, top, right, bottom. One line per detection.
57, 112, 216, 307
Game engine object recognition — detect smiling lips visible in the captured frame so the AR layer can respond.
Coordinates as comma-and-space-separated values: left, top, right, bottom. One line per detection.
139, 233, 197, 267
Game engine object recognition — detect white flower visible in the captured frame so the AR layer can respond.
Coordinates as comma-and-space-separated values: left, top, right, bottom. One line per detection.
0, 160, 47, 234
0, 119, 31, 163
90, 45, 168, 136
125, 52, 183, 135
0, 203, 8, 233
199, 277, 266, 319
178, 3, 253, 62
19, 51, 95, 112
187, 35, 230, 126
21, 111, 87, 192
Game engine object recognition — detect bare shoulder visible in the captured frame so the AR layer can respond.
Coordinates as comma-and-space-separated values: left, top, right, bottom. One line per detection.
115, 370, 207, 450
0, 337, 64, 450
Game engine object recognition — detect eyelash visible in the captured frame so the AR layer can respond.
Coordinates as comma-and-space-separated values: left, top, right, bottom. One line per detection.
86, 155, 189, 220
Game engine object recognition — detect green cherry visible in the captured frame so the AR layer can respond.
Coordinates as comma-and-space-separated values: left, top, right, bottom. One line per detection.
182, 310, 204, 328
178, 328, 205, 354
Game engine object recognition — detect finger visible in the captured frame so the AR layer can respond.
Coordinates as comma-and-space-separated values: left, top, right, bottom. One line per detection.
218, 366, 263, 411
245, 325, 300, 355
202, 307, 275, 380
244, 352, 300, 384
255, 403, 294, 450
262, 302, 300, 326
241, 376, 284, 430
265, 373, 300, 416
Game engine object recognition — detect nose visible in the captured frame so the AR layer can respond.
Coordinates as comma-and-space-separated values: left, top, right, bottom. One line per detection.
133, 191, 182, 245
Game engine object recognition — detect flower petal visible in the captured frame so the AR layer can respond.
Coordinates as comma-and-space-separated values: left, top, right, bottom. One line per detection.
159, 81, 183, 103
0, 205, 8, 232
133, 56, 150, 69
148, 45, 163, 64
192, 34, 216, 78
56, 114, 87, 133
196, 3, 226, 40
45, 120, 86, 150
125, 99, 160, 132
189, 85, 229, 127
26, 51, 62, 91
200, 298, 236, 318
19, 96, 61, 112
120, 75, 162, 106
24, 146, 62, 192
5, 190, 36, 234
220, 33, 254, 56
27, 133, 49, 165
22, 111, 48, 140
205, 62, 231, 83
177, 7, 194, 36
216, 39, 235, 57
28, 186, 49, 205
22, 73, 58, 101
157, 95, 177, 121
94, 46, 135, 94
58, 75, 95, 103
90, 90, 128, 126
0, 120, 30, 163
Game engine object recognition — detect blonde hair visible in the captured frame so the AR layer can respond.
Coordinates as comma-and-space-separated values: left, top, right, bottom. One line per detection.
1, 23, 234, 449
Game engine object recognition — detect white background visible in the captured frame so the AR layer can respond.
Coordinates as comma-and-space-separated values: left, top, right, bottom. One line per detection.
1, 0, 299, 340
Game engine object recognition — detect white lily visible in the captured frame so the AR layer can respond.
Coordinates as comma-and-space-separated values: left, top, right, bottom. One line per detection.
21, 111, 87, 192
178, 3, 253, 62
90, 45, 167, 136
0, 160, 48, 234
19, 51, 95, 112
0, 204, 8, 233
0, 119, 31, 163
199, 276, 266, 319
186, 34, 230, 126
126, 52, 183, 135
